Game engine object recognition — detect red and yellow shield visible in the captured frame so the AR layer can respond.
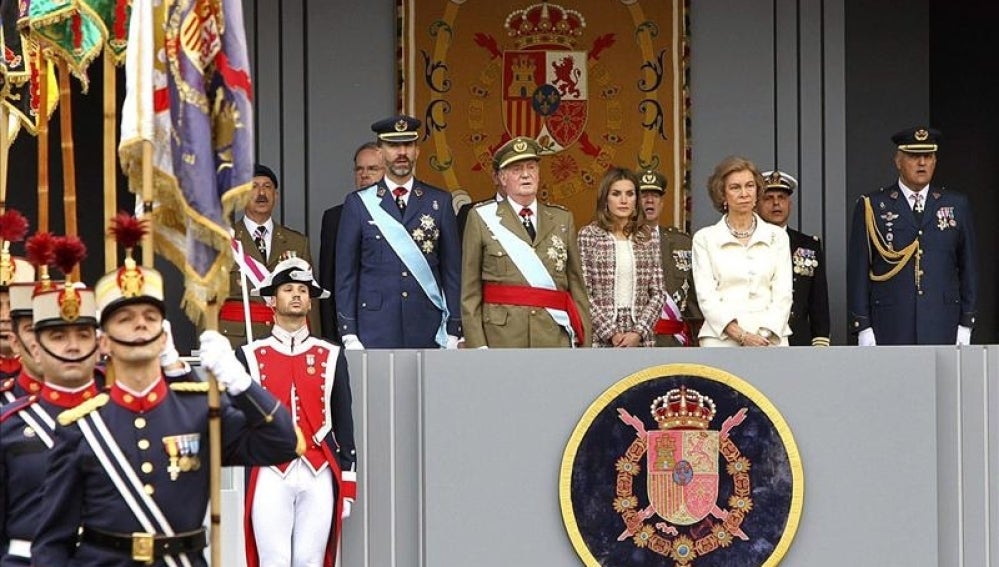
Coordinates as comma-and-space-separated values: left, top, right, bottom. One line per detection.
646, 429, 719, 525
502, 48, 588, 149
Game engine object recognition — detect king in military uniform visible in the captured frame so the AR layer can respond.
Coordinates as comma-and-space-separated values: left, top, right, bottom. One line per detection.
335, 115, 462, 349
0, 241, 103, 566
757, 170, 831, 346
30, 221, 300, 566
847, 126, 977, 345
637, 170, 702, 346
237, 258, 356, 567
461, 137, 591, 348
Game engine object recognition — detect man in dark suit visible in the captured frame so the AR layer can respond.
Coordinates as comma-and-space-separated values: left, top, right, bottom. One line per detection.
220, 164, 318, 348
848, 126, 977, 345
334, 115, 462, 349
318, 143, 384, 344
757, 170, 831, 346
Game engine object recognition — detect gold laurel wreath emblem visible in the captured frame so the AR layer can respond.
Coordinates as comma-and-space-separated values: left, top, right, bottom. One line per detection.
613, 433, 754, 565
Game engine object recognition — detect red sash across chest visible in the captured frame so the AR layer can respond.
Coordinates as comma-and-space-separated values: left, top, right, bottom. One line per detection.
251, 343, 330, 471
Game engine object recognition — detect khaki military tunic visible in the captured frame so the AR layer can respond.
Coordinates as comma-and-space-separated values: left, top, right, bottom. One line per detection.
461, 200, 591, 348
655, 226, 702, 347
219, 221, 319, 348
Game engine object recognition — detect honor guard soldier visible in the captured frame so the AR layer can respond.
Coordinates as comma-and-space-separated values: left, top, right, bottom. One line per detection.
848, 127, 978, 345
0, 246, 103, 566
335, 115, 462, 349
461, 137, 591, 347
30, 221, 300, 566
757, 170, 831, 346
221, 164, 319, 348
637, 170, 702, 346
0, 209, 31, 383
238, 258, 356, 567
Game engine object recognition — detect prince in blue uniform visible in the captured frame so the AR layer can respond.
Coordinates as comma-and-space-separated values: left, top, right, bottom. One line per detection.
335, 115, 462, 349
30, 245, 299, 566
1, 272, 104, 565
847, 127, 977, 345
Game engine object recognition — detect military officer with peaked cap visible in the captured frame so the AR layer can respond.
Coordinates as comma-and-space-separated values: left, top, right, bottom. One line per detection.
847, 126, 977, 345
757, 169, 831, 346
637, 170, 702, 347
335, 115, 462, 349
461, 137, 591, 348
30, 245, 300, 566
0, 268, 105, 566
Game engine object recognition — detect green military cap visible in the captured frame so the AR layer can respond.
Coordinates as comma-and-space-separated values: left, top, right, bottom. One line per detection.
637, 170, 668, 194
493, 137, 542, 170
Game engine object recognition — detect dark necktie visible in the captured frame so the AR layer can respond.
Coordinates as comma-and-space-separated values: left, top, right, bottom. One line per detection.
519, 207, 536, 241
254, 225, 268, 260
393, 187, 408, 213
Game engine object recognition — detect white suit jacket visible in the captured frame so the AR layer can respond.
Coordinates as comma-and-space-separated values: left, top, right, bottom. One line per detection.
691, 214, 793, 344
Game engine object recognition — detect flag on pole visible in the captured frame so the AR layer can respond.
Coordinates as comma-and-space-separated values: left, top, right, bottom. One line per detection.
25, 0, 104, 90
82, 0, 130, 64
119, 0, 254, 325
1, 0, 57, 141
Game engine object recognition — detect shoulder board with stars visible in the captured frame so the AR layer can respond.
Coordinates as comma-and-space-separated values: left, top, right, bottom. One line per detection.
0, 377, 15, 394
170, 382, 210, 394
0, 395, 39, 424
57, 393, 110, 426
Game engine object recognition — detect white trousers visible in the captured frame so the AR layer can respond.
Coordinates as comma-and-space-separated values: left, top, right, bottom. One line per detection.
251, 460, 334, 567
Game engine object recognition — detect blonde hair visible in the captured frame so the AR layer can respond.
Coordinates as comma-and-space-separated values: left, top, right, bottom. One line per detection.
706, 156, 765, 213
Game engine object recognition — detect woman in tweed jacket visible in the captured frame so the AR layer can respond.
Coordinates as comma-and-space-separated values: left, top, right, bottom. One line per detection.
578, 168, 665, 347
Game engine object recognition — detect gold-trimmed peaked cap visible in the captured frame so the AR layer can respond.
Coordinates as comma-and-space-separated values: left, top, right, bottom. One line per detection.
493, 137, 542, 170
637, 169, 668, 194
892, 126, 941, 154
257, 257, 330, 299
95, 214, 165, 324
761, 170, 798, 194
372, 114, 421, 143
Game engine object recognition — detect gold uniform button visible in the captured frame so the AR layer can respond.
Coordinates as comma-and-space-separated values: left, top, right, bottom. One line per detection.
135, 417, 147, 429
402, 271, 409, 277
402, 292, 408, 298
144, 484, 155, 495
138, 439, 150, 450
141, 462, 154, 474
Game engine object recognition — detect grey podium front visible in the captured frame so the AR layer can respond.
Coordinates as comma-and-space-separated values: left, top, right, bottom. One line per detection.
339, 346, 999, 566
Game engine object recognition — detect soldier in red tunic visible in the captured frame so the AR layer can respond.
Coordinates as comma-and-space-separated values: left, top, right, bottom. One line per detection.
235, 257, 357, 567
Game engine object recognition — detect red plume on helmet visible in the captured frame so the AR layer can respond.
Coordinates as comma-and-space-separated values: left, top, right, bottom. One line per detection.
109, 212, 148, 251
0, 209, 30, 244
53, 236, 88, 279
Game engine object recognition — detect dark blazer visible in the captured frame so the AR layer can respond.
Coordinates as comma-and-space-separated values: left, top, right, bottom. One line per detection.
318, 204, 344, 344
847, 183, 977, 345
787, 227, 830, 346
334, 179, 462, 348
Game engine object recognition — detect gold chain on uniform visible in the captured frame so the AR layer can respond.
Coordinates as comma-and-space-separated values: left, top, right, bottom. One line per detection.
863, 196, 922, 290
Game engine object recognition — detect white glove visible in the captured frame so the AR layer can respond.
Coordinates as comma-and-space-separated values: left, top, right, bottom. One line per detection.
857, 328, 876, 347
445, 335, 460, 350
159, 320, 181, 367
342, 334, 365, 351
198, 331, 252, 395
957, 325, 972, 346
341, 499, 353, 519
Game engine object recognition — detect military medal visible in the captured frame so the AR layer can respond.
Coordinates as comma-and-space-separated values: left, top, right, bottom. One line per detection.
937, 207, 956, 231
163, 436, 181, 480
306, 354, 317, 375
432, 200, 439, 210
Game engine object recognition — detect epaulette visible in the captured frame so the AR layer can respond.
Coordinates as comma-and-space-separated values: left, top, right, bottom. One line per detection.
0, 395, 39, 424
170, 381, 210, 393
0, 377, 15, 394
57, 393, 110, 426
543, 202, 569, 211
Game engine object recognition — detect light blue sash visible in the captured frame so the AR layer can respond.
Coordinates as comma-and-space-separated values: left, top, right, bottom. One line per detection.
475, 202, 576, 346
359, 187, 448, 347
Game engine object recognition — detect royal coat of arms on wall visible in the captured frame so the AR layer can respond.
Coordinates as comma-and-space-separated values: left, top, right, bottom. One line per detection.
560, 364, 803, 566
399, 0, 690, 229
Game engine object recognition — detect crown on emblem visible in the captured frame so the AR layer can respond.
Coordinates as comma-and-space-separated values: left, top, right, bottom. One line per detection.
504, 2, 586, 49
914, 128, 929, 141
766, 171, 783, 186
641, 172, 657, 185
650, 386, 717, 430
513, 140, 528, 152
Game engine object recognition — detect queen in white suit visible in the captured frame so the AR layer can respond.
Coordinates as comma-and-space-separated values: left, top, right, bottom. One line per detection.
691, 156, 792, 347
